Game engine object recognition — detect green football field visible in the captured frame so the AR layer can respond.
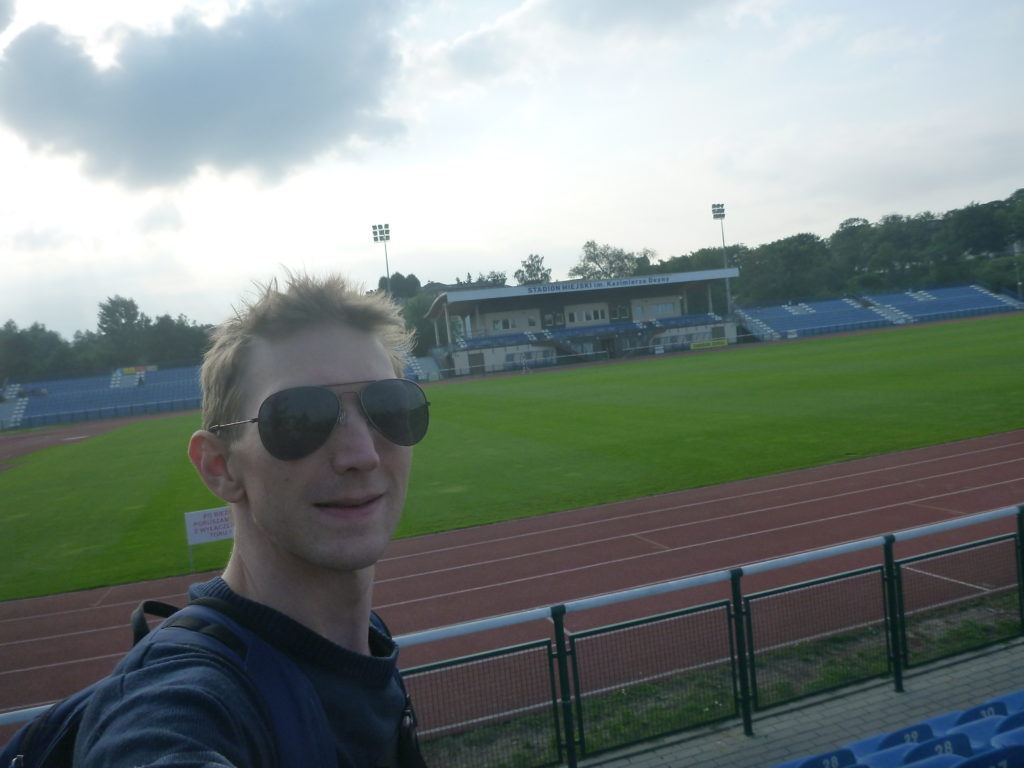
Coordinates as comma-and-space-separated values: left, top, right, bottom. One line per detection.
2, 313, 1022, 601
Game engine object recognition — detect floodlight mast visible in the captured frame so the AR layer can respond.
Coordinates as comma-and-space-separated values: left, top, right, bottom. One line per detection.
711, 203, 733, 317
371, 223, 391, 294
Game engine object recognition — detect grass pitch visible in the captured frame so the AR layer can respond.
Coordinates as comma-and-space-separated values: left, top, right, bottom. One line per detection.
2, 313, 1022, 601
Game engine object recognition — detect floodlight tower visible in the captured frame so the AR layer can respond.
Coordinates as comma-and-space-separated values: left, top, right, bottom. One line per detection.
712, 203, 733, 317
371, 223, 391, 294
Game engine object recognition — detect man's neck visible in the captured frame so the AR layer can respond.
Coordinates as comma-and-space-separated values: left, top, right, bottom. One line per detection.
222, 549, 375, 655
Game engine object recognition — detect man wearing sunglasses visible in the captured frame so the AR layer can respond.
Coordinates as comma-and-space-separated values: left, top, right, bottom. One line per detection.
73, 273, 429, 767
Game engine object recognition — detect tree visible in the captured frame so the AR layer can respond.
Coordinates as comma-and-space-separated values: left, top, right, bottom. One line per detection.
514, 254, 552, 285
377, 272, 423, 299
0, 320, 72, 381
568, 241, 642, 279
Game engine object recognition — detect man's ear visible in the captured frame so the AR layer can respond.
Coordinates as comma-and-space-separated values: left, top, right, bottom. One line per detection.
188, 431, 246, 504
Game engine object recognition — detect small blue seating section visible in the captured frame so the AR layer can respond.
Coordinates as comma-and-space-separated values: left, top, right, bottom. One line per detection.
13, 366, 201, 428
741, 285, 1021, 341
772, 690, 1024, 768
866, 285, 1021, 323
739, 298, 892, 340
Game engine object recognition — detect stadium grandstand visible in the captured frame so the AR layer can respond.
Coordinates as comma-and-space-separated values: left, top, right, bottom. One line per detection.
0, 365, 202, 430
425, 268, 739, 375
2, 282, 1020, 430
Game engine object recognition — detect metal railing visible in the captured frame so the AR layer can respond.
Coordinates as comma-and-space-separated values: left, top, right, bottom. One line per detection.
3, 504, 1022, 768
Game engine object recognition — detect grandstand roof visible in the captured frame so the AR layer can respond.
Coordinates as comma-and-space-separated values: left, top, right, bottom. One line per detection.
426, 268, 739, 319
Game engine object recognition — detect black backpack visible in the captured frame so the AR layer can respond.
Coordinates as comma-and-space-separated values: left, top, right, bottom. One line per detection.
2, 597, 425, 768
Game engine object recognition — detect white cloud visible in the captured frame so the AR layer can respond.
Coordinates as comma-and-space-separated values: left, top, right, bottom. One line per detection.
0, 0, 13, 33
0, 0, 405, 188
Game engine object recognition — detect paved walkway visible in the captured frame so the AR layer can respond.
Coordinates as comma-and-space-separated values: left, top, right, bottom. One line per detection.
583, 638, 1024, 768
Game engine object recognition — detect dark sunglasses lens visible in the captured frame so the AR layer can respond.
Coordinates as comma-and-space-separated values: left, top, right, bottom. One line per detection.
258, 387, 339, 460
361, 379, 429, 446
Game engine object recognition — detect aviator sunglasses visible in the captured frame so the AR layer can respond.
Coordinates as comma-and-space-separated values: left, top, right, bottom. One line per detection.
210, 378, 429, 461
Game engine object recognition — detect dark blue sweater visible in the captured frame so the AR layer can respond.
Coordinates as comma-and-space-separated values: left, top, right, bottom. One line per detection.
73, 577, 407, 767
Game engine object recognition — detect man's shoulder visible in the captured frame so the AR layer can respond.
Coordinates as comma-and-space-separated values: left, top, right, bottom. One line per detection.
74, 612, 279, 767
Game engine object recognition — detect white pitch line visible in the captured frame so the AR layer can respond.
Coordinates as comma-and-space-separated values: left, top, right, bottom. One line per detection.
380, 440, 1024, 565
374, 476, 1022, 610
376, 459, 1023, 586
902, 565, 989, 593
633, 534, 670, 551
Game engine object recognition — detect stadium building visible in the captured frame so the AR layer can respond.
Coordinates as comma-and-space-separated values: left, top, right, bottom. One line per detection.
425, 268, 739, 376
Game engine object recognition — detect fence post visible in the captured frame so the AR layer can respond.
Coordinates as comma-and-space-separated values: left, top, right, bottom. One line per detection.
551, 605, 578, 768
1016, 506, 1024, 632
883, 534, 904, 693
729, 568, 754, 736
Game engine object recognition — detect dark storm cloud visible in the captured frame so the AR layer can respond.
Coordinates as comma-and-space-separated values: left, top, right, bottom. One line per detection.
0, 1, 404, 187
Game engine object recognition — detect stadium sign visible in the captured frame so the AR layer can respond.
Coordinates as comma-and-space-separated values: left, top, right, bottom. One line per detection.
184, 506, 234, 570
526, 275, 670, 294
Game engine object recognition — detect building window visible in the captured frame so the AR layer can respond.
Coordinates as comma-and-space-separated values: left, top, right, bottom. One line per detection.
568, 312, 576, 323
543, 313, 553, 326
492, 319, 501, 331
528, 317, 537, 327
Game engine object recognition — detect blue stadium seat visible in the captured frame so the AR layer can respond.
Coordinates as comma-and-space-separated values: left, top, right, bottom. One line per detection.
983, 691, 1024, 714
948, 716, 1006, 753
956, 745, 1024, 767
776, 748, 857, 768
900, 757, 965, 768
924, 703, 1008, 735
849, 723, 936, 759
991, 728, 1024, 749
908, 734, 974, 761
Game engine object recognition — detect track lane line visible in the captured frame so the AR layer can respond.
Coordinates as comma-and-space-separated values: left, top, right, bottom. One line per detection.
382, 440, 1024, 563
376, 460, 1022, 585
375, 478, 1022, 610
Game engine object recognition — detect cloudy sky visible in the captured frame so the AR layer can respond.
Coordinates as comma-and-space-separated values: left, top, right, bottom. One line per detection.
1, 0, 1021, 338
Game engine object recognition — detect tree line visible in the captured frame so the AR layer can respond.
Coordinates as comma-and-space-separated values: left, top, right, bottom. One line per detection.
4, 189, 1021, 381
1, 297, 211, 383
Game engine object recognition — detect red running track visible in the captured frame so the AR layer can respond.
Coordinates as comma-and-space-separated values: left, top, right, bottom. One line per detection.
2, 429, 1022, 739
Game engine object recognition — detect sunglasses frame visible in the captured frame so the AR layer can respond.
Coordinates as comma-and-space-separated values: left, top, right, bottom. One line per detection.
209, 378, 429, 460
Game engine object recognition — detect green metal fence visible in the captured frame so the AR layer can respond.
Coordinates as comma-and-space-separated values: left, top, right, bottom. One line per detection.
395, 504, 1024, 766
403, 639, 563, 768
745, 567, 890, 710
898, 534, 1023, 668
568, 601, 737, 759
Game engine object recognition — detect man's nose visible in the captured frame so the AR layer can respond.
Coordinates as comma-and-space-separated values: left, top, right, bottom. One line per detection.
327, 396, 382, 472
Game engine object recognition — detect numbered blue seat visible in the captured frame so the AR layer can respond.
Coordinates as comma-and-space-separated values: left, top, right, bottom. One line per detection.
983, 691, 1024, 715
849, 723, 936, 760
924, 703, 1009, 736
909, 733, 970, 765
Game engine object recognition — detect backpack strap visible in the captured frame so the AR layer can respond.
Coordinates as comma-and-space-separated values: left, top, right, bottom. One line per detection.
140, 600, 336, 768
371, 612, 427, 768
